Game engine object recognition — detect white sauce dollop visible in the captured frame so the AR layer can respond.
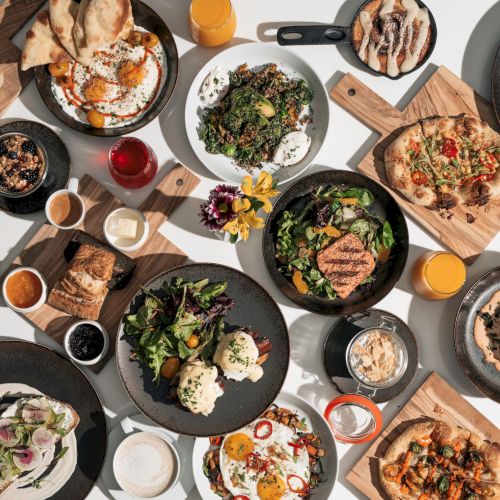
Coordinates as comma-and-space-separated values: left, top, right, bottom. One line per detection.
273, 130, 311, 166
198, 67, 230, 108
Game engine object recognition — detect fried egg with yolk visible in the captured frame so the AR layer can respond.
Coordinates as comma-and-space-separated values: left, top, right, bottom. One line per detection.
219, 419, 310, 499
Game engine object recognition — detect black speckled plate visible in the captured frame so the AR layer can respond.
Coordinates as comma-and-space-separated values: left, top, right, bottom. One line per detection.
454, 267, 500, 403
263, 169, 409, 315
492, 45, 500, 126
323, 309, 419, 403
116, 263, 290, 437
0, 340, 106, 499
34, 0, 178, 137
0, 121, 70, 214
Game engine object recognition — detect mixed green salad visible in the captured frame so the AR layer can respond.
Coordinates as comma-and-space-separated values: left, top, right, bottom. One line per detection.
199, 63, 313, 170
275, 185, 396, 299
124, 278, 234, 382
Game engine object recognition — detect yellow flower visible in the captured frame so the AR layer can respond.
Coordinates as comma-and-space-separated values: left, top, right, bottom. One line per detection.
223, 209, 264, 241
241, 172, 280, 213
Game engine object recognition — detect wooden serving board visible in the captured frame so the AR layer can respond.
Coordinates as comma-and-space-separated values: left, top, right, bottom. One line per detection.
347, 371, 500, 499
331, 65, 500, 264
5, 164, 199, 372
0, 0, 45, 116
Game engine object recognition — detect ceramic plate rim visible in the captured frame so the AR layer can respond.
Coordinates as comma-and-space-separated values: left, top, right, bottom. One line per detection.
185, 41, 330, 185
192, 390, 338, 500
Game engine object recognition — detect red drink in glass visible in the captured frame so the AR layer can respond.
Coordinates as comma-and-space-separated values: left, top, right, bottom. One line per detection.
109, 137, 158, 189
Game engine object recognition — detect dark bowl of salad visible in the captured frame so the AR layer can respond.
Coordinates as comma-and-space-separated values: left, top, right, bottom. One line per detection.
263, 169, 409, 315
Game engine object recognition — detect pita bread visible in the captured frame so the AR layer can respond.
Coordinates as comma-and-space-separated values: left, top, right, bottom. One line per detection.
73, 0, 91, 52
49, 0, 79, 60
21, 10, 71, 71
75, 0, 133, 65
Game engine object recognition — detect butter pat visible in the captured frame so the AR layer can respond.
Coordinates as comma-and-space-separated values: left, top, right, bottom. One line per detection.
116, 218, 138, 239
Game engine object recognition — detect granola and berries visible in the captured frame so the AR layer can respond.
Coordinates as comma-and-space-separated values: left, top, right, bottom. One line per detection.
0, 135, 45, 194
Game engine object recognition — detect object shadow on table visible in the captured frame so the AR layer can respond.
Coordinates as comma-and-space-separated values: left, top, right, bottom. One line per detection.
398, 244, 500, 399
158, 37, 253, 182
461, 0, 500, 102
153, 0, 192, 43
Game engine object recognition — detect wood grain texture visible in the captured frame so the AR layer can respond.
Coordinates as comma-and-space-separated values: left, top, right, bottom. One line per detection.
0, 0, 44, 116
5, 164, 200, 372
330, 66, 500, 263
347, 371, 500, 500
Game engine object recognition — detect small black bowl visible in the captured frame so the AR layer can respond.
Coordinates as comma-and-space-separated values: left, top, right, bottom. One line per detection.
263, 169, 409, 315
34, 0, 178, 137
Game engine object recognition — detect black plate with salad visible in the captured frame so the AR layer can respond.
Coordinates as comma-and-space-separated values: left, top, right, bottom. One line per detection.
116, 263, 290, 437
263, 170, 409, 315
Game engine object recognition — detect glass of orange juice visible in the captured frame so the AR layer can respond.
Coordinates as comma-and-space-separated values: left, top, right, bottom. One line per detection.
411, 251, 466, 300
188, 0, 237, 47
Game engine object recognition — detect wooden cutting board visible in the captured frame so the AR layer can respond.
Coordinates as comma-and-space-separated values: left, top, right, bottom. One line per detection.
331, 65, 500, 264
0, 0, 45, 116
5, 164, 199, 372
347, 371, 500, 499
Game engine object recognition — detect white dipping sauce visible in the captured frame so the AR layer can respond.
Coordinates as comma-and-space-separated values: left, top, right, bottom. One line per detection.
113, 432, 178, 498
198, 67, 230, 108
273, 130, 311, 166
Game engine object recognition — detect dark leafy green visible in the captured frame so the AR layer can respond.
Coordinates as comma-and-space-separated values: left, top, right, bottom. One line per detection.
199, 63, 313, 170
124, 278, 234, 382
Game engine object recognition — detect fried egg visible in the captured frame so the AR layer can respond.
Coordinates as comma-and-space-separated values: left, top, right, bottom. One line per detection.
219, 419, 310, 500
51, 27, 166, 128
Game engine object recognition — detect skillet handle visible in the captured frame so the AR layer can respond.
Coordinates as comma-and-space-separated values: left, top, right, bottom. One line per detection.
277, 25, 351, 46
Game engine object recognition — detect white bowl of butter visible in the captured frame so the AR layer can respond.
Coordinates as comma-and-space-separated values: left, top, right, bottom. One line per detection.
104, 207, 149, 253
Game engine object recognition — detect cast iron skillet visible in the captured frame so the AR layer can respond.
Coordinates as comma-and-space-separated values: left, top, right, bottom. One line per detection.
263, 169, 409, 315
0, 340, 107, 500
492, 45, 500, 126
34, 0, 178, 137
454, 267, 500, 403
116, 263, 290, 437
276, 0, 437, 80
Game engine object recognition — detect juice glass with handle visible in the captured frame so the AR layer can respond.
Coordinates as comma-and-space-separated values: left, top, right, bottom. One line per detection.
188, 0, 237, 47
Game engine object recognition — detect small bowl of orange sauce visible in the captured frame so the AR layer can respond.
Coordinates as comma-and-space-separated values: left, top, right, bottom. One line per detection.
2, 267, 47, 313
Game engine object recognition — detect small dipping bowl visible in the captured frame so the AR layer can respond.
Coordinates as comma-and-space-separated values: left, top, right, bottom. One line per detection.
103, 207, 149, 253
64, 320, 109, 366
2, 267, 47, 313
113, 431, 180, 497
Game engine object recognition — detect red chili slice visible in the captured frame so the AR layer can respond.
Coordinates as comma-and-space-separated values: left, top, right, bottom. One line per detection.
409, 138, 420, 156
233, 496, 250, 500
287, 474, 309, 494
442, 138, 458, 158
254, 420, 273, 440
411, 171, 428, 186
288, 437, 309, 456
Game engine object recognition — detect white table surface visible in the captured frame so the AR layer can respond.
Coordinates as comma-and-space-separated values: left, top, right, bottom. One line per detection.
1, 0, 499, 498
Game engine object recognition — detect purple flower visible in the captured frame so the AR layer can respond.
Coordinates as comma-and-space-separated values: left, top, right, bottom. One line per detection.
200, 184, 242, 231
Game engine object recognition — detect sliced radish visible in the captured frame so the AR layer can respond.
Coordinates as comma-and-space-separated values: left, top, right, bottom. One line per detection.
12, 446, 42, 471
32, 427, 56, 449
0, 418, 18, 447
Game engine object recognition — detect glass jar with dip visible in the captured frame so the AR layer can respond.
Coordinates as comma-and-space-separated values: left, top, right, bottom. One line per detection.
188, 0, 237, 47
324, 316, 408, 444
411, 251, 466, 300
109, 137, 158, 189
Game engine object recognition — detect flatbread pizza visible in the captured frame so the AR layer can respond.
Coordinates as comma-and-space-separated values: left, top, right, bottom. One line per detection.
379, 420, 500, 499
385, 116, 500, 210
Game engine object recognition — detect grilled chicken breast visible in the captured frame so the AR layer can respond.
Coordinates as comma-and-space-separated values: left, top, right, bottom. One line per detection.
316, 233, 375, 299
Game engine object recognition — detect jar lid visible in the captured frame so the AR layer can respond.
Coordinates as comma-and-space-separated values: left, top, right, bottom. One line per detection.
324, 394, 383, 444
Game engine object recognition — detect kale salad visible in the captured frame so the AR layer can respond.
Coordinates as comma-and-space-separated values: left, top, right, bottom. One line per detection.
199, 63, 313, 171
275, 185, 396, 300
